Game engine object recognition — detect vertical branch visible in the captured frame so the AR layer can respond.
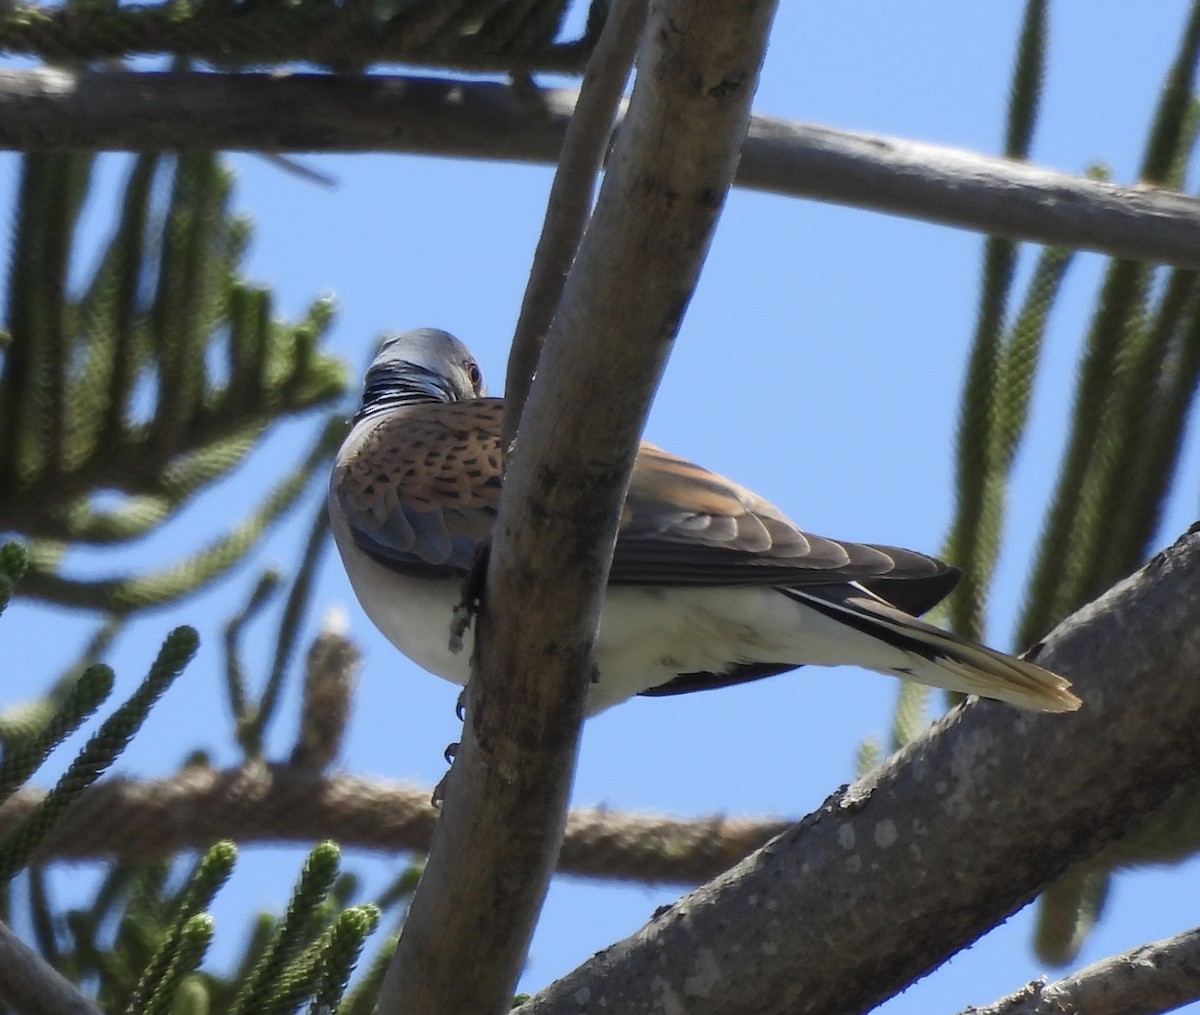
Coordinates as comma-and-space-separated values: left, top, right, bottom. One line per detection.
377, 3, 778, 1013
503, 0, 648, 451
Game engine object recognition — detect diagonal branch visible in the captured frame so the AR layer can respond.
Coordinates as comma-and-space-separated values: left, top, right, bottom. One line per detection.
377, 3, 779, 1013
962, 925, 1200, 1015
504, 0, 647, 449
3, 69, 1200, 268
515, 526, 1200, 1015
0, 919, 101, 1015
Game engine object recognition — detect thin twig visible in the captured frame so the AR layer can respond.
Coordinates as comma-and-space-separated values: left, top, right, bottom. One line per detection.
502, 0, 648, 451
961, 925, 1200, 1015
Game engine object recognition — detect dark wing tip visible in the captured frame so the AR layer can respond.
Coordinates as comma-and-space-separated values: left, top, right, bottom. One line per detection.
858, 550, 961, 617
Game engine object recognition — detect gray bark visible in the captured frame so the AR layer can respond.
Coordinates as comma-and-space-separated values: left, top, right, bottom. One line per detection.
516, 527, 1200, 1014
2, 68, 1199, 268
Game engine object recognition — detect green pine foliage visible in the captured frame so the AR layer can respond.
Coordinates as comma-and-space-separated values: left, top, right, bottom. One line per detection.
0, 151, 347, 615
0, 0, 598, 74
0, 560, 398, 1011
0, 627, 197, 886
1015, 2, 1200, 647
0, 663, 114, 804
942, 0, 1050, 645
939, 0, 1200, 965
51, 845, 388, 1013
0, 140, 397, 1008
0, 541, 26, 618
2, 0, 1200, 1003
123, 842, 237, 1015
229, 842, 342, 1015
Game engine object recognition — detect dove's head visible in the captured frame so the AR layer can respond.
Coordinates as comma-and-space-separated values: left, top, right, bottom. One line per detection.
357, 328, 486, 420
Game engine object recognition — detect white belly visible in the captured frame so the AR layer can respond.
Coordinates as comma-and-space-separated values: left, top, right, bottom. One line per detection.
332, 511, 1063, 714
334, 514, 860, 714
333, 521, 476, 685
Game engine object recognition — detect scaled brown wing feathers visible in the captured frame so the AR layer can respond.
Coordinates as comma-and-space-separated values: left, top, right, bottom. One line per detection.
611, 443, 953, 588
334, 400, 504, 573
338, 398, 955, 592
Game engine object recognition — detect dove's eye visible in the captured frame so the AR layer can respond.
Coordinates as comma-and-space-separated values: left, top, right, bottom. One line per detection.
466, 361, 483, 390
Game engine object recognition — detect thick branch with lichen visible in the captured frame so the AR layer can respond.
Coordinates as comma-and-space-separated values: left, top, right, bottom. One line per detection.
516, 526, 1200, 1014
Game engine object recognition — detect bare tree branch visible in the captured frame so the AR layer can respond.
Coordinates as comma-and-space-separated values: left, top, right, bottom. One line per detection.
0, 766, 789, 884
0, 919, 101, 1015
377, 4, 778, 1013
516, 527, 1200, 1015
504, 0, 647, 449
963, 925, 1200, 1015
0, 3, 591, 74
3, 68, 1200, 268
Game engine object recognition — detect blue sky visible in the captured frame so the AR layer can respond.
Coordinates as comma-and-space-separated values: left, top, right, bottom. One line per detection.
4, 2, 1200, 1011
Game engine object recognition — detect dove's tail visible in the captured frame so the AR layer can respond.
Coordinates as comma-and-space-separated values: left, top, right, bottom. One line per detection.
786, 585, 1081, 713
